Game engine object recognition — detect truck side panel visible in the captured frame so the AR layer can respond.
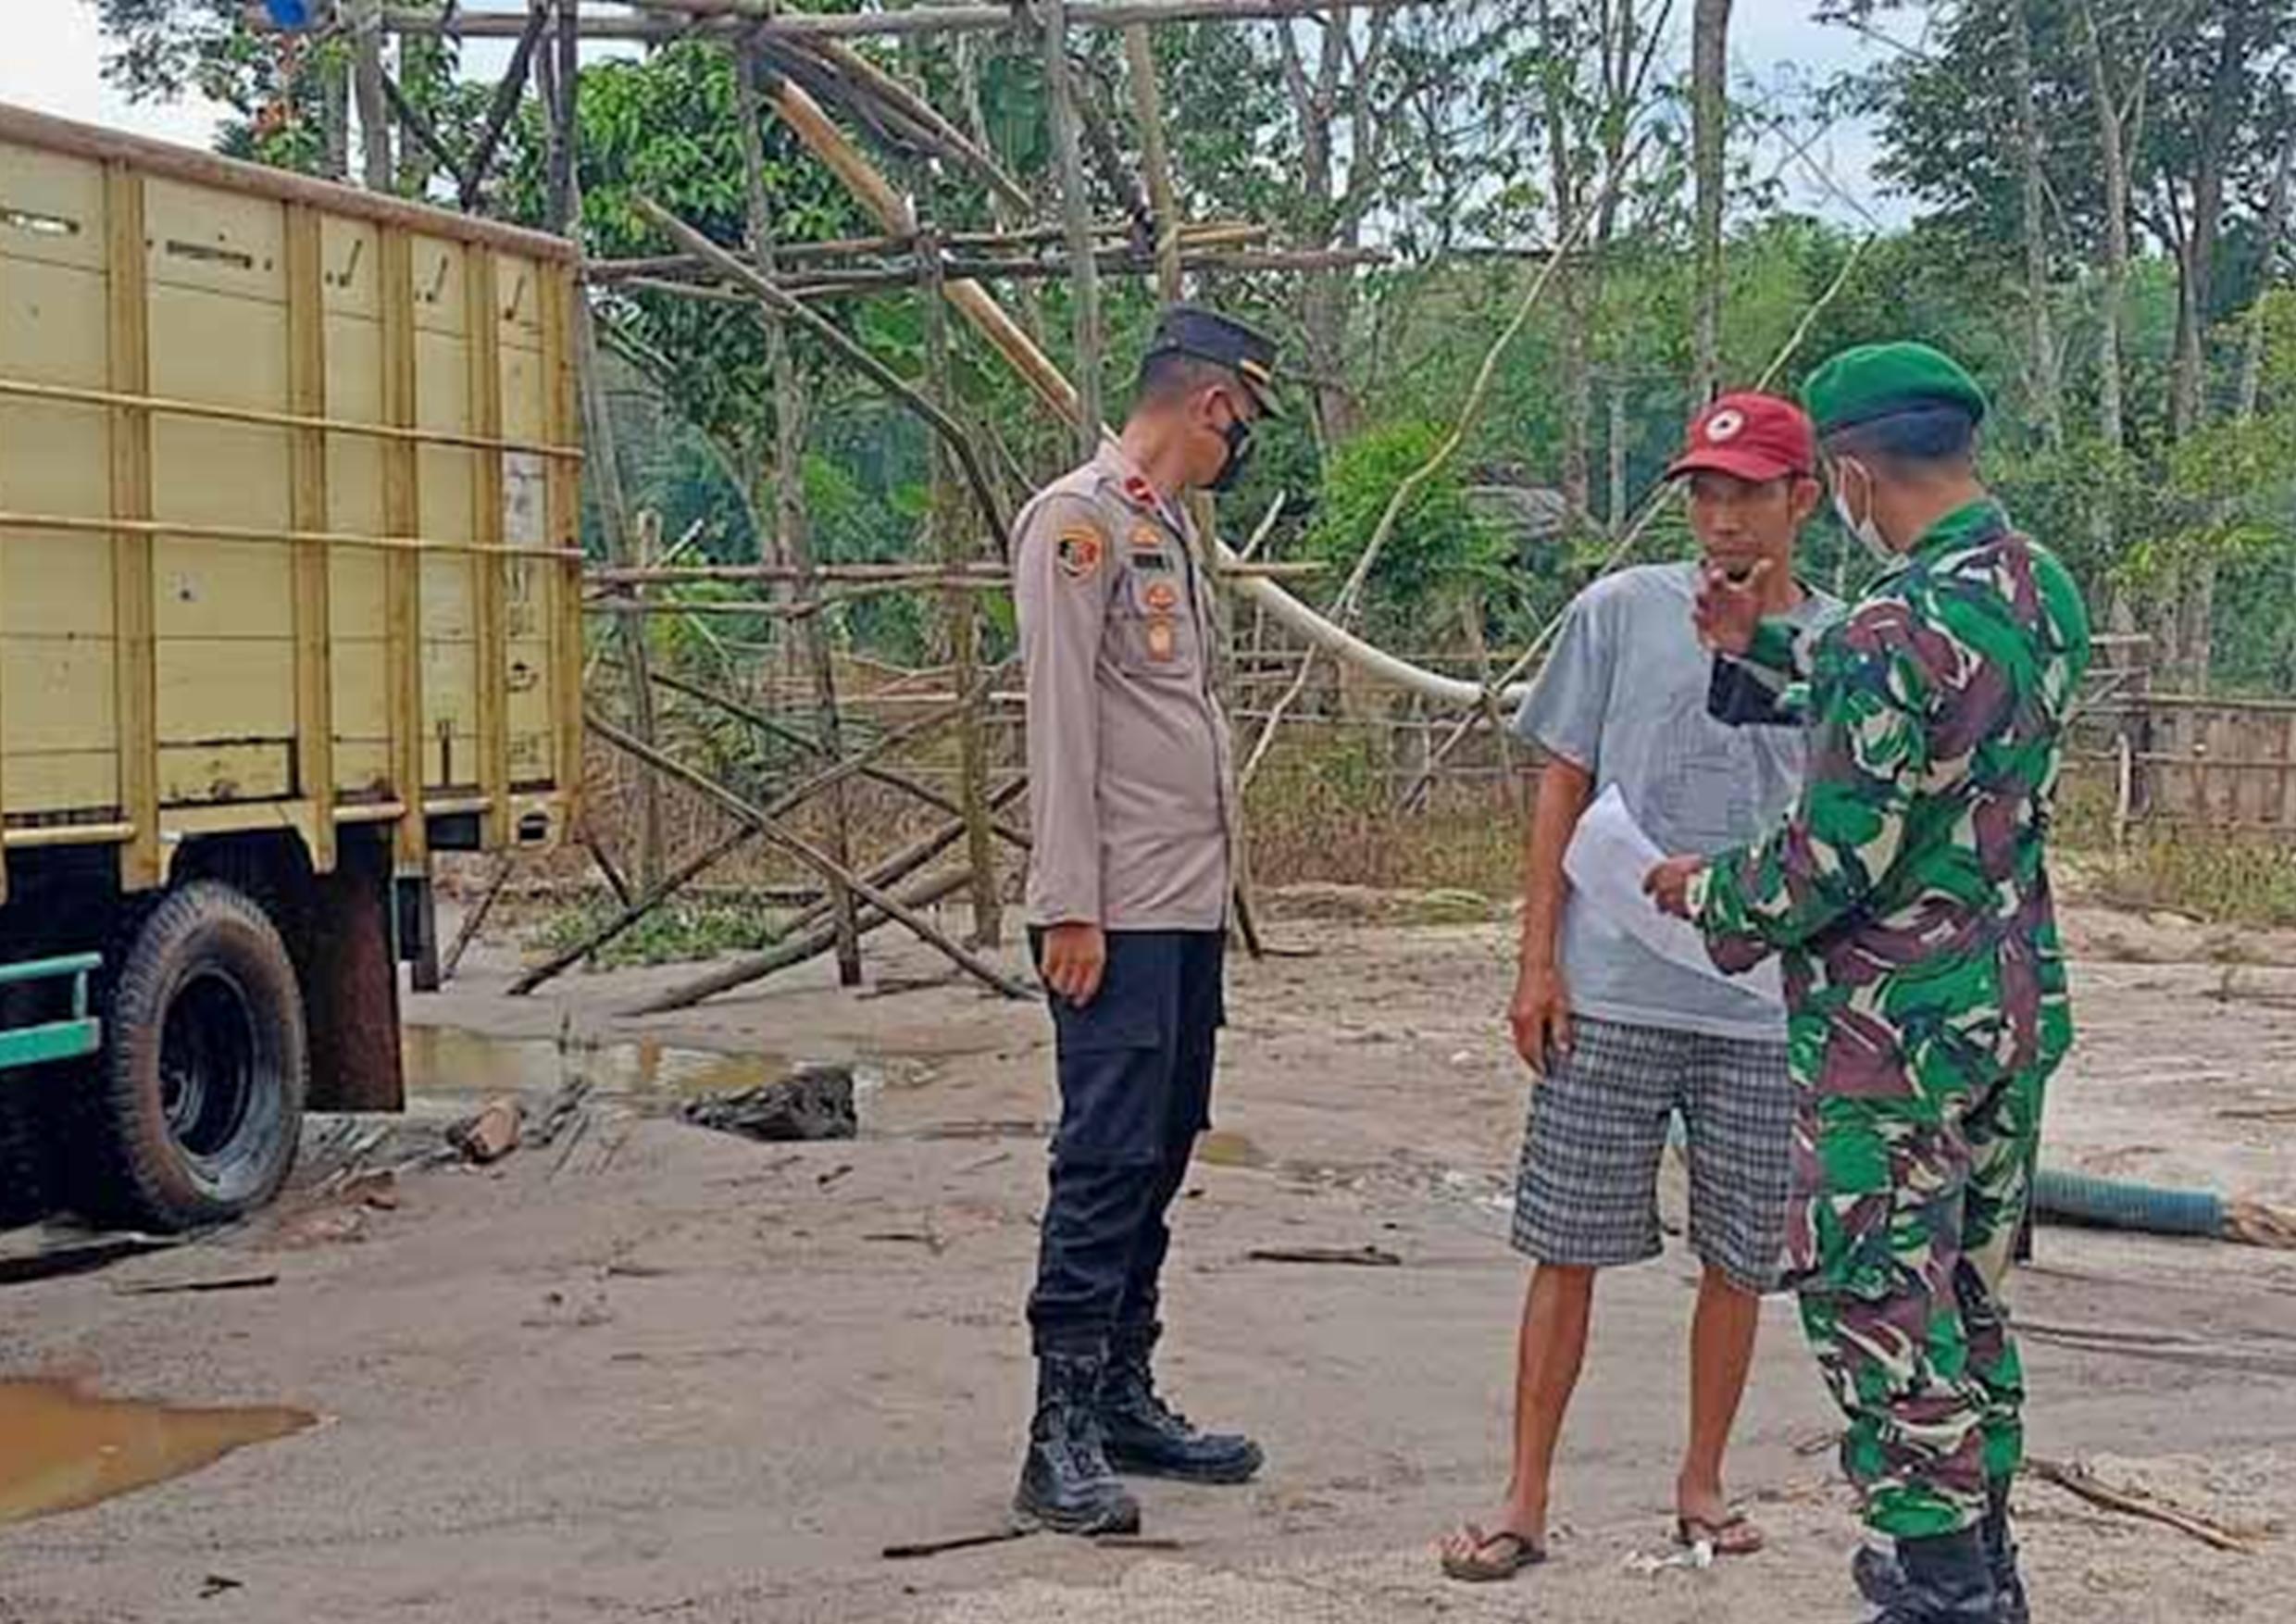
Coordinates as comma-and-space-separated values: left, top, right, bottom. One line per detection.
0, 115, 581, 887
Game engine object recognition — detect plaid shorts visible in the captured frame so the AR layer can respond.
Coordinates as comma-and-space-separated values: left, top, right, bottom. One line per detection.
1512, 1016, 1793, 1294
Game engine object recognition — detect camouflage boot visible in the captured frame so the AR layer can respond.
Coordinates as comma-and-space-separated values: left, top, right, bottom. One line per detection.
1858, 1529, 1996, 1624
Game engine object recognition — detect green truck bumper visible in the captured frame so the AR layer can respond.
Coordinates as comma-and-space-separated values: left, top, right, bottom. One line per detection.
0, 952, 103, 1072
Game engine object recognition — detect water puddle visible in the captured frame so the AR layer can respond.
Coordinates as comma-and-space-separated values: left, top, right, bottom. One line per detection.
0, 1381, 316, 1526
401, 1027, 791, 1104
1196, 1131, 1271, 1169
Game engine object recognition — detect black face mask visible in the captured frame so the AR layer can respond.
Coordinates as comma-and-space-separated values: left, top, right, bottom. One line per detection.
1209, 417, 1254, 493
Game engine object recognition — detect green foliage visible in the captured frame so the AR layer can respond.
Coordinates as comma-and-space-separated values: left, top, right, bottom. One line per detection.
529, 892, 789, 970
1301, 422, 1510, 643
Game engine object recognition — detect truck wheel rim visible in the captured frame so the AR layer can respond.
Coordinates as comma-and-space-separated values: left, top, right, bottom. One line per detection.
160, 968, 260, 1172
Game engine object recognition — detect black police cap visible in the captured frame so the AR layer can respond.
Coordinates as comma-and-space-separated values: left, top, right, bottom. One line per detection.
1144, 303, 1283, 417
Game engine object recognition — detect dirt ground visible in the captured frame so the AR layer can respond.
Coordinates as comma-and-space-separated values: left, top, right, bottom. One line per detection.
2, 895, 2293, 1623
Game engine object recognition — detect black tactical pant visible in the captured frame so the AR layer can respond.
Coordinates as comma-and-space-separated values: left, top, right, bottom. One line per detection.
1027, 929, 1225, 1356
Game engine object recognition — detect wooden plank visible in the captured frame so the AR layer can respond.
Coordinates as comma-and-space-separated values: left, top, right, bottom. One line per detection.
378, 225, 428, 875
0, 104, 575, 264
467, 248, 509, 847
286, 203, 337, 873
106, 162, 159, 893
542, 264, 583, 818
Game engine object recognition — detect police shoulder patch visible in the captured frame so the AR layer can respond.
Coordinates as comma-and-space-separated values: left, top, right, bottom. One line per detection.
1054, 525, 1104, 580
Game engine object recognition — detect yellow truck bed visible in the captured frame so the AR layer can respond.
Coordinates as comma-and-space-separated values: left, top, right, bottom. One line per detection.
0, 104, 582, 897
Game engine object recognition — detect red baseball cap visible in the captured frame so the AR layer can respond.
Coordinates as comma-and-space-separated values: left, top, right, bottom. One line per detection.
1665, 391, 1816, 484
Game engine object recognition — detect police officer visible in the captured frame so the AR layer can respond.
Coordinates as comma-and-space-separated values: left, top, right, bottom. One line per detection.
1009, 306, 1278, 1535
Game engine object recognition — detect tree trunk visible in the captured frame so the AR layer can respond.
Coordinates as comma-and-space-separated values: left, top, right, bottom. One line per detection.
351, 0, 393, 190
2238, 123, 2295, 421
2172, 0, 2253, 441
1690, 0, 1730, 406
322, 49, 352, 181
740, 46, 863, 984
1043, 0, 1105, 454
1607, 376, 1629, 532
2004, 0, 2062, 447
2078, 0, 2131, 457
1543, 82, 1592, 519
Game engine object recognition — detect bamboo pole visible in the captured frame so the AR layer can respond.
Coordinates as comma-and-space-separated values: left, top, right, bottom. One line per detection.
793, 38, 1033, 216
590, 714, 1031, 998
739, 44, 862, 990
555, 16, 666, 895
754, 73, 1082, 420
592, 244, 1373, 291
914, 148, 1006, 952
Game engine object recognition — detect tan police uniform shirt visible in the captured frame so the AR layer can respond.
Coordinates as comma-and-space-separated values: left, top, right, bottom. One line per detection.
1014, 441, 1235, 932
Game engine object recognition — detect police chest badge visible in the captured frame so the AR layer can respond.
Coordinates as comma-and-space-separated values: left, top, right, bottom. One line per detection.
1054, 525, 1104, 579
1128, 523, 1175, 572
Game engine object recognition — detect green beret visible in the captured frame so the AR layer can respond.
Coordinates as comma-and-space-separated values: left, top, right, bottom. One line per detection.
1800, 342, 1989, 436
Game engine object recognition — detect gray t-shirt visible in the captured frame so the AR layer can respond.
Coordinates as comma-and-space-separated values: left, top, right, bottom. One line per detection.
1512, 562, 1837, 1042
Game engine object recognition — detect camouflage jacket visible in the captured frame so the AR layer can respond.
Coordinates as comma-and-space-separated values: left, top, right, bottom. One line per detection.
1690, 498, 2093, 1095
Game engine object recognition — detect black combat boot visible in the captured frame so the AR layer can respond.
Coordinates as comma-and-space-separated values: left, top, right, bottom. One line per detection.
1981, 1480, 2028, 1624
1015, 1350, 1142, 1535
1098, 1326, 1263, 1484
1859, 1528, 1997, 1624
1855, 1489, 2027, 1624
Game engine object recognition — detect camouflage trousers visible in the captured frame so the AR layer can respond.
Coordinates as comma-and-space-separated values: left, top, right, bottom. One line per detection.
1787, 1056, 2051, 1540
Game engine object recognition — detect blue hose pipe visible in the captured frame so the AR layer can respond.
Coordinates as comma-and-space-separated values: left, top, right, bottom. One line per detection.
2029, 1168, 2224, 1238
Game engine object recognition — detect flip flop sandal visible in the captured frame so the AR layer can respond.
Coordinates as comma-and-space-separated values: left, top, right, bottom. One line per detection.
1676, 1510, 1766, 1557
1440, 1526, 1548, 1582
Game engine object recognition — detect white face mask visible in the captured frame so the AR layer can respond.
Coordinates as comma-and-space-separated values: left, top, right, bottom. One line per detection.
1830, 456, 1896, 565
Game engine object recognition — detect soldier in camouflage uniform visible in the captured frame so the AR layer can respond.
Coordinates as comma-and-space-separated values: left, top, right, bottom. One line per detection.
1647, 344, 2091, 1624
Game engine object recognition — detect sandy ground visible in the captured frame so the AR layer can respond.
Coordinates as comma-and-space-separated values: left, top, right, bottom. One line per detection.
1, 898, 2293, 1623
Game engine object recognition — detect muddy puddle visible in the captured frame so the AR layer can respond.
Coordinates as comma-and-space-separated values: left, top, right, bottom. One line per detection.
0, 1381, 316, 1526
402, 1027, 793, 1104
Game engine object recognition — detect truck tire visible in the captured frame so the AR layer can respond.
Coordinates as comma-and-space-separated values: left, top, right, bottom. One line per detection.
80, 881, 308, 1231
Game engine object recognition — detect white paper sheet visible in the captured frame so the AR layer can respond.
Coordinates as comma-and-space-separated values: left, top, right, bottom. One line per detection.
1563, 785, 1782, 1006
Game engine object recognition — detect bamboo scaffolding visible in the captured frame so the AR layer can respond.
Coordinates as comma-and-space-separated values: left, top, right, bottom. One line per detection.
590, 714, 1031, 998
631, 777, 1029, 1015
634, 195, 1015, 557
508, 673, 1003, 994
645, 665, 1029, 852
589, 222, 1267, 279
346, 2, 1448, 44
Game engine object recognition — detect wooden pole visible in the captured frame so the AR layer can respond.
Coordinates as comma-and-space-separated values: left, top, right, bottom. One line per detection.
590, 714, 1032, 999
1123, 25, 1185, 295
738, 44, 863, 989
556, 24, 666, 895
912, 112, 1006, 952
1044, 0, 1105, 456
